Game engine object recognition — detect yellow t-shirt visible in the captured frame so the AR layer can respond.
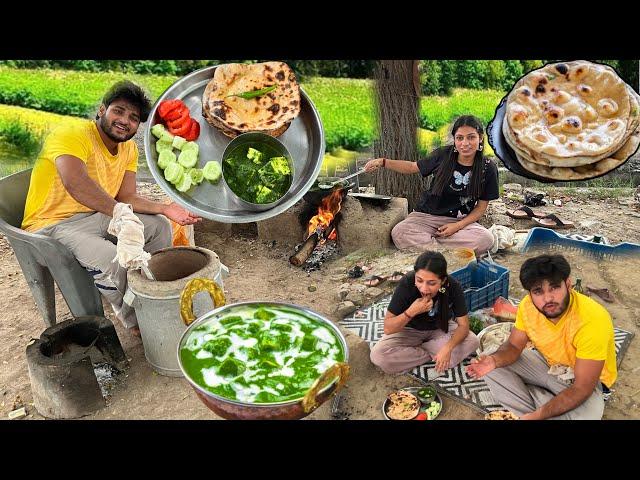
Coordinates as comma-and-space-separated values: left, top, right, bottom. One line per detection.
22, 122, 138, 232
514, 290, 617, 387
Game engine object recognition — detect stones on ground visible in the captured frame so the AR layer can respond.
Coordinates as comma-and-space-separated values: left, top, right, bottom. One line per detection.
337, 283, 351, 301
336, 301, 357, 317
579, 220, 601, 229
502, 183, 522, 193
308, 285, 317, 292
346, 292, 365, 305
365, 287, 384, 298
553, 199, 562, 206
330, 275, 346, 282
8, 407, 26, 419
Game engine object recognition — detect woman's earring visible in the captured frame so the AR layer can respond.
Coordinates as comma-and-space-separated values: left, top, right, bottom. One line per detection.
439, 287, 446, 293
478, 144, 484, 151
453, 146, 458, 153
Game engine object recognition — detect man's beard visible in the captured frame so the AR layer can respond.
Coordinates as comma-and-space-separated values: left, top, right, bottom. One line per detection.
99, 116, 136, 143
535, 290, 570, 319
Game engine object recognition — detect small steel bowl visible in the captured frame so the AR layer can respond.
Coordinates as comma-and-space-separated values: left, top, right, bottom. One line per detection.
221, 132, 294, 212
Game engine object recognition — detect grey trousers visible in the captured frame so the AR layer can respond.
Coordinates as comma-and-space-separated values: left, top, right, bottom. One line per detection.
37, 211, 172, 328
483, 349, 605, 420
391, 212, 495, 256
370, 321, 480, 374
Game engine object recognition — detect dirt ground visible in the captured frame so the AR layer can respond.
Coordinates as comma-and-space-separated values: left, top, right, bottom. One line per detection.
1, 185, 638, 420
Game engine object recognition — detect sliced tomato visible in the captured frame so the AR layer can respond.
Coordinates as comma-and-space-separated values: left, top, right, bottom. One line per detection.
168, 117, 193, 137
163, 104, 187, 122
413, 412, 428, 421
167, 108, 191, 130
158, 99, 184, 119
183, 119, 200, 141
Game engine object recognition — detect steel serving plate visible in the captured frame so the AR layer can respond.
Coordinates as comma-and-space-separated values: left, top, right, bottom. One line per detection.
144, 65, 325, 223
382, 386, 443, 420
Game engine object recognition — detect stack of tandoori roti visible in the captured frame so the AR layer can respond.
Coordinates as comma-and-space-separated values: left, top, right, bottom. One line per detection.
202, 61, 301, 138
503, 60, 640, 181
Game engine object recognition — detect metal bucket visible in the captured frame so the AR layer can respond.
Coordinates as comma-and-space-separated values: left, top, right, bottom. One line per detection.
126, 247, 227, 376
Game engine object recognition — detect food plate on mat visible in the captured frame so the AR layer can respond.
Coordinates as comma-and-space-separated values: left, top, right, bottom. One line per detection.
144, 63, 325, 223
382, 386, 443, 420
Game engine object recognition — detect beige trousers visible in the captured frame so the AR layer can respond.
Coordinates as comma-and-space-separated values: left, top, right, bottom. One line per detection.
391, 211, 494, 256
37, 212, 172, 328
483, 349, 605, 420
370, 321, 480, 374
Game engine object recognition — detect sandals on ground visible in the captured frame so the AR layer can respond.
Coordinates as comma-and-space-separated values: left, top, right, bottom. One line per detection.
531, 213, 575, 230
506, 205, 548, 220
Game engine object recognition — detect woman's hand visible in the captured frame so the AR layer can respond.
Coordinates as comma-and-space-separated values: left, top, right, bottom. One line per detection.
364, 158, 384, 172
407, 296, 433, 317
433, 345, 452, 373
163, 202, 202, 225
436, 222, 462, 238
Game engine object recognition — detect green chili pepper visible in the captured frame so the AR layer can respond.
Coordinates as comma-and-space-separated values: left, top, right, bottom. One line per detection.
226, 84, 277, 100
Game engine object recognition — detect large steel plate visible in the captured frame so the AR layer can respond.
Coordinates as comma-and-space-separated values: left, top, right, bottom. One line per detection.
144, 65, 325, 222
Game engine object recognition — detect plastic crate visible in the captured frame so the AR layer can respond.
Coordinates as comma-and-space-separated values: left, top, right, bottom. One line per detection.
450, 260, 510, 312
521, 227, 640, 260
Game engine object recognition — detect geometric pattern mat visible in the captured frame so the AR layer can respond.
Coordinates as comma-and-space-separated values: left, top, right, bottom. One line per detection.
339, 295, 634, 413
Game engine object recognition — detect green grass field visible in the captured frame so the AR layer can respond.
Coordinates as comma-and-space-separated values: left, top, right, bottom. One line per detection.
0, 67, 508, 177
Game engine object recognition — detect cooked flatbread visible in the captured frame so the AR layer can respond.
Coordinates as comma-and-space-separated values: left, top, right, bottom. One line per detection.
202, 62, 301, 138
504, 85, 640, 168
386, 390, 420, 420
504, 61, 635, 163
485, 410, 519, 420
513, 127, 640, 181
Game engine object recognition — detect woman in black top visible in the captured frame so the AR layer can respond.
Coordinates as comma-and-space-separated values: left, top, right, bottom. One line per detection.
364, 115, 499, 256
370, 251, 479, 374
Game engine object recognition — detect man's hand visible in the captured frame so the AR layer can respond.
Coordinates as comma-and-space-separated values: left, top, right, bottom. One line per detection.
435, 222, 461, 238
519, 410, 542, 420
466, 355, 496, 379
163, 203, 202, 225
433, 345, 452, 373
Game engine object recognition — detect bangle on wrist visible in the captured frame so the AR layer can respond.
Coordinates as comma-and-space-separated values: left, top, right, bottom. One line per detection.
403, 310, 413, 321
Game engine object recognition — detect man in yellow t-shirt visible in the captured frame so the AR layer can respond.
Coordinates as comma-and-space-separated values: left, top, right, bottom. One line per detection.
21, 81, 201, 335
467, 254, 616, 420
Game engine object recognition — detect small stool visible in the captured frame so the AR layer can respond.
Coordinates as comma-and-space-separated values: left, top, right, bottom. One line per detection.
26, 316, 129, 419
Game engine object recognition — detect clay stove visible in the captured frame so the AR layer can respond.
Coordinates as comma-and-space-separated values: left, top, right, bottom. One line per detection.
290, 188, 347, 267
256, 189, 409, 265
26, 316, 129, 419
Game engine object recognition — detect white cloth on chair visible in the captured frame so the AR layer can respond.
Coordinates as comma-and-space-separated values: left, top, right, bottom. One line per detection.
107, 203, 150, 270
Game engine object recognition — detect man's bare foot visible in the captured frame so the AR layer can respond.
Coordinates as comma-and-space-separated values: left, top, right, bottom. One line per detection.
129, 326, 141, 337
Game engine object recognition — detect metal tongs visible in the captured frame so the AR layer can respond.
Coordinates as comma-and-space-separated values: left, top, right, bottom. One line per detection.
318, 168, 366, 189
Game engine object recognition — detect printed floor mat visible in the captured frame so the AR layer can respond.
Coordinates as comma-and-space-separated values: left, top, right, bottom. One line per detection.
339, 295, 634, 413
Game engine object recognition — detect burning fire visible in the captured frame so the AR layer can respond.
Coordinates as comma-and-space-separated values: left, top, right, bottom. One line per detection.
307, 189, 344, 239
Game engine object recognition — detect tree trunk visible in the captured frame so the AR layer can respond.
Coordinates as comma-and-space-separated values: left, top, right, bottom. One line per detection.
373, 59, 425, 212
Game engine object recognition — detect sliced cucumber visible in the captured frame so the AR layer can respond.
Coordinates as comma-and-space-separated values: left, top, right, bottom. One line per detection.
182, 141, 199, 155
172, 135, 187, 150
151, 123, 166, 139
155, 138, 173, 154
175, 172, 193, 192
188, 168, 204, 185
178, 149, 198, 169
164, 162, 184, 185
202, 161, 222, 183
159, 130, 175, 143
158, 150, 177, 170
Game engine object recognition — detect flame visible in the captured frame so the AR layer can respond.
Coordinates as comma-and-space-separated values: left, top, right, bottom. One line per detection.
308, 189, 344, 238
